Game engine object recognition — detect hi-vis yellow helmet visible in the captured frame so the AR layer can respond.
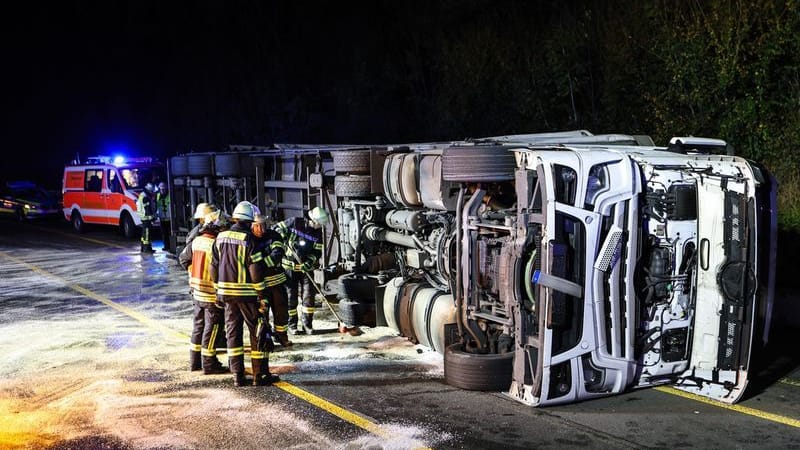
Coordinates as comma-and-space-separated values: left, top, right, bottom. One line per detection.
309, 207, 329, 226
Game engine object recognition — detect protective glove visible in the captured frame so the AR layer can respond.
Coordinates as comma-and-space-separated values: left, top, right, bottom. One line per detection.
256, 320, 275, 353
301, 261, 314, 272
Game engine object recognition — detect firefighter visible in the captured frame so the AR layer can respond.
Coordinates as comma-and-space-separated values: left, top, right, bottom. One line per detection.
186, 203, 216, 249
252, 213, 292, 347
211, 201, 279, 387
274, 206, 329, 335
178, 210, 228, 374
136, 183, 156, 253
156, 182, 172, 252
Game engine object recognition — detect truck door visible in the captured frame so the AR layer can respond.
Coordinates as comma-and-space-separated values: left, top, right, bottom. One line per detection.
105, 168, 125, 225
82, 168, 107, 224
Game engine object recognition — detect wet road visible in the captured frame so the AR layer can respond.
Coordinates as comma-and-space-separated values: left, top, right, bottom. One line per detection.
1, 218, 799, 449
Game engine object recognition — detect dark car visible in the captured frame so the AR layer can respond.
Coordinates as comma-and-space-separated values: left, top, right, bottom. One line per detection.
0, 181, 62, 221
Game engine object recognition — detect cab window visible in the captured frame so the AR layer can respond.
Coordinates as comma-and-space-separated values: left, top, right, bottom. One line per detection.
85, 169, 103, 192
108, 169, 123, 194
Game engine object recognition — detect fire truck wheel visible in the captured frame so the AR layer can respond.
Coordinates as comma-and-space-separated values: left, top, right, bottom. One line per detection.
444, 343, 513, 391
71, 211, 84, 234
120, 213, 137, 239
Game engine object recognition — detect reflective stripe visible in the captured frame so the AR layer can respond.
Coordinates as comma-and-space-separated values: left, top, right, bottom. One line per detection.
265, 255, 275, 267
237, 245, 246, 284
251, 350, 267, 359
192, 291, 217, 302
264, 273, 287, 286
228, 347, 245, 357
207, 323, 221, 355
270, 241, 284, 250
274, 324, 288, 333
217, 288, 258, 297
252, 251, 264, 263
300, 306, 316, 314
190, 343, 202, 352
288, 309, 297, 316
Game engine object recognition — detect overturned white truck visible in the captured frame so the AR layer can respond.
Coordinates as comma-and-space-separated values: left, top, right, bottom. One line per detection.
168, 130, 777, 406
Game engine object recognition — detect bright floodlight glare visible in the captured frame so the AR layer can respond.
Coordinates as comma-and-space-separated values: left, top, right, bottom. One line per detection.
113, 156, 125, 165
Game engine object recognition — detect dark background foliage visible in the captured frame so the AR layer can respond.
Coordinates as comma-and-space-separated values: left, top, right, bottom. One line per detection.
3, 0, 798, 228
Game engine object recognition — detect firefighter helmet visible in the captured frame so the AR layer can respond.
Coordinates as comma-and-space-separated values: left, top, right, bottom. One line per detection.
309, 207, 329, 226
144, 183, 155, 193
232, 201, 256, 221
193, 203, 216, 219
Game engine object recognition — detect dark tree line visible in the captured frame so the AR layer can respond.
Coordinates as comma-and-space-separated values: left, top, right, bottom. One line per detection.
6, 0, 799, 228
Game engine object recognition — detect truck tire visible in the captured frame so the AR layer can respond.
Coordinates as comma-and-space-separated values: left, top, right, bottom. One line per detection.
120, 212, 137, 239
332, 150, 370, 174
71, 211, 84, 234
444, 343, 514, 391
334, 175, 371, 197
214, 154, 241, 177
337, 298, 376, 327
171, 156, 189, 177
442, 145, 516, 182
187, 155, 212, 177
339, 273, 378, 302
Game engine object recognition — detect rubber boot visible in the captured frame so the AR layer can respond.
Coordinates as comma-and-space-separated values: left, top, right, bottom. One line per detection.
274, 332, 293, 347
190, 350, 202, 371
301, 313, 314, 335
253, 361, 280, 386
233, 372, 248, 387
202, 356, 228, 375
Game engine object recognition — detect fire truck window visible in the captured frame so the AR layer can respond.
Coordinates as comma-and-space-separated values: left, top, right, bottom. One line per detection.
108, 170, 122, 193
85, 170, 103, 192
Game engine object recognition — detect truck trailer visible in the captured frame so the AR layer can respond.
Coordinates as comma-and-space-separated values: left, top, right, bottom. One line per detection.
166, 130, 777, 406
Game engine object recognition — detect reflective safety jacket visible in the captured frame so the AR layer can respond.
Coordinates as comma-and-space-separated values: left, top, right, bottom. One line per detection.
211, 222, 266, 302
254, 228, 287, 287
180, 231, 217, 303
274, 217, 323, 272
156, 192, 170, 221
136, 192, 155, 221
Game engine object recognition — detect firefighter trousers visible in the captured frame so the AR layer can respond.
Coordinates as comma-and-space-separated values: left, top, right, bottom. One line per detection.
190, 300, 225, 369
266, 284, 290, 336
286, 270, 316, 330
140, 219, 152, 245
224, 298, 269, 377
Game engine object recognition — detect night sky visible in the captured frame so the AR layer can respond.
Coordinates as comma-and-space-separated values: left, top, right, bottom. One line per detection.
2, 1, 567, 188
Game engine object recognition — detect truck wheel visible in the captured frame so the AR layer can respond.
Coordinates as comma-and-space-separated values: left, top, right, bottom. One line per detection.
120, 213, 137, 239
340, 273, 378, 302
71, 211, 84, 233
442, 145, 517, 182
337, 298, 376, 327
444, 343, 514, 391
334, 175, 371, 197
332, 150, 370, 174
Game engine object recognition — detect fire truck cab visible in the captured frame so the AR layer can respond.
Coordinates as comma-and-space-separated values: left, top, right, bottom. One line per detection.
62, 156, 164, 237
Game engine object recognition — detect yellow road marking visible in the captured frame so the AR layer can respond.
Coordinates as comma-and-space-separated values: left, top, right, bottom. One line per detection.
654, 386, 800, 428
0, 250, 424, 446
780, 378, 800, 388
32, 225, 130, 249
0, 251, 184, 342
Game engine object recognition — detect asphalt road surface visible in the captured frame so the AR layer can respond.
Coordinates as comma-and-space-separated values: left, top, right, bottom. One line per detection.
1, 217, 799, 449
